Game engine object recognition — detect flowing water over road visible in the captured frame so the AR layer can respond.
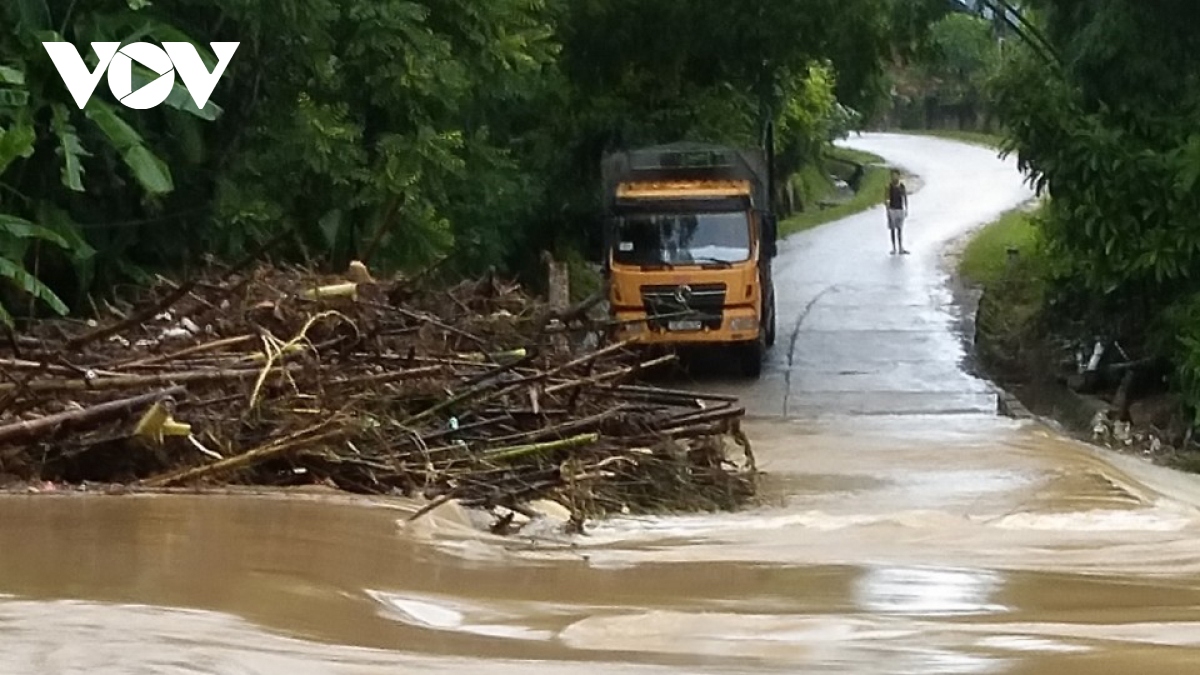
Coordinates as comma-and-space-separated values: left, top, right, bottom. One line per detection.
5, 135, 1200, 674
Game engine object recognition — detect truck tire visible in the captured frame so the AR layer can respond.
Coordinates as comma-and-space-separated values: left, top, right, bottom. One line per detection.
740, 339, 765, 378
764, 299, 777, 348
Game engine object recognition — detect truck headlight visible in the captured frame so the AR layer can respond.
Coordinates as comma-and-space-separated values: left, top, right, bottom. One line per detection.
729, 317, 758, 331
623, 321, 646, 334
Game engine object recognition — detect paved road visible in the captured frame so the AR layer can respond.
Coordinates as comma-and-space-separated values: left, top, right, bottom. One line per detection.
711, 133, 1036, 417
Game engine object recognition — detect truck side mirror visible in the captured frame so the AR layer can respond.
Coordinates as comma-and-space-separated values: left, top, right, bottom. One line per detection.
600, 217, 614, 276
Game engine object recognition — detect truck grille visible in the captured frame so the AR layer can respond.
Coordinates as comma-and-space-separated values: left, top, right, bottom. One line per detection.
640, 283, 727, 330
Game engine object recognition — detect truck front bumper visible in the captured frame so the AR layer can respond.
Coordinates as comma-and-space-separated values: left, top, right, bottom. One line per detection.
613, 307, 760, 345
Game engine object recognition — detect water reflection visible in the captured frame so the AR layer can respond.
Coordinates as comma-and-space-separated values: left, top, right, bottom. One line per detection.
367, 590, 555, 641
854, 566, 1006, 616
557, 609, 1010, 674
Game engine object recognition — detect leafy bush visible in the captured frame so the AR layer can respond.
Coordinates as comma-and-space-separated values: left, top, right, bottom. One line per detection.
0, 214, 70, 326
990, 2, 1200, 314
1161, 296, 1200, 425
985, 0, 1200, 411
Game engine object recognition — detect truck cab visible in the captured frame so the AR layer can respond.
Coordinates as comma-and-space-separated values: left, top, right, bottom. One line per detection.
601, 143, 778, 377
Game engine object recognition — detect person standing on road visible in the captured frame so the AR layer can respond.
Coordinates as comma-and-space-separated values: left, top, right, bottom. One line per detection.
884, 169, 909, 255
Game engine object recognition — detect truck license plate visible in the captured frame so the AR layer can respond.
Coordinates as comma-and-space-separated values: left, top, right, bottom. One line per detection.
668, 320, 703, 332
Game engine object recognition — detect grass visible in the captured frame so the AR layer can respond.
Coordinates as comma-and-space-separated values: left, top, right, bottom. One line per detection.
779, 147, 890, 237
830, 146, 886, 166
958, 205, 1040, 288
960, 203, 1048, 376
905, 129, 1005, 149
786, 164, 833, 216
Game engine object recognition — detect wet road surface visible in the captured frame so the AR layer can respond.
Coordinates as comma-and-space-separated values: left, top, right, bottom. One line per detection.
706, 133, 1036, 416
5, 134, 1200, 674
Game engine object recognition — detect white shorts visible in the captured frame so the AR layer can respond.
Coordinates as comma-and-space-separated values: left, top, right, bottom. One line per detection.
887, 208, 906, 230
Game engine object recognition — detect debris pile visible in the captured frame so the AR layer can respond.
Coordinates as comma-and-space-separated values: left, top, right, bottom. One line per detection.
0, 263, 755, 526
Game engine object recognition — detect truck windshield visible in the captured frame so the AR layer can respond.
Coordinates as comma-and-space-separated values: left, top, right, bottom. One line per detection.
613, 212, 751, 266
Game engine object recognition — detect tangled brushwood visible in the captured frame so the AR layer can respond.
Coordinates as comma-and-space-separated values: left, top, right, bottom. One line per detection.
0, 262, 756, 526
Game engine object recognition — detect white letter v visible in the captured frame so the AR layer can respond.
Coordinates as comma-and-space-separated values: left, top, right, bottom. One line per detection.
164, 42, 239, 110
42, 42, 121, 109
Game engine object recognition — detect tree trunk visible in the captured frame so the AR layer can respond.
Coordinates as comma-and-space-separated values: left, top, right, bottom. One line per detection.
545, 253, 571, 355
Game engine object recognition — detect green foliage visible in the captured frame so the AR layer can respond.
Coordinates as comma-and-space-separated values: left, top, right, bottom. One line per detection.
85, 101, 175, 195
776, 63, 841, 172
988, 0, 1200, 414
789, 165, 833, 214
887, 10, 1002, 129
524, 0, 944, 267
888, 0, 960, 60
557, 247, 602, 304
50, 104, 87, 192
0, 0, 950, 323
1165, 295, 1200, 426
779, 148, 890, 236
0, 0, 224, 319
958, 205, 1040, 288
967, 204, 1050, 377
0, 214, 71, 325
991, 2, 1200, 302
930, 13, 1002, 103
202, 0, 560, 272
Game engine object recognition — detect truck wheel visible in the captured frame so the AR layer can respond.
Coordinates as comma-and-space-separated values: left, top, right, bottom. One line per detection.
740, 339, 765, 378
765, 301, 777, 348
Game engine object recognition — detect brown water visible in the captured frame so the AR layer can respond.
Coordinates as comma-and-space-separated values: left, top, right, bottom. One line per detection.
4, 415, 1200, 674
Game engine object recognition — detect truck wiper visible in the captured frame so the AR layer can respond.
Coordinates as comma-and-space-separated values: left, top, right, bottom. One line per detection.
686, 257, 733, 269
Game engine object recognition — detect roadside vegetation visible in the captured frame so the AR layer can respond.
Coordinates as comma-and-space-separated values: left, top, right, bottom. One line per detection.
958, 206, 1039, 289
938, 1, 1200, 463
959, 204, 1047, 378
909, 129, 1003, 149
0, 0, 958, 327
780, 147, 890, 236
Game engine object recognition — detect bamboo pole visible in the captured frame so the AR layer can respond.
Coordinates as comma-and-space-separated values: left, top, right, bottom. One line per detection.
0, 386, 186, 446
326, 365, 444, 388
397, 342, 632, 428
544, 354, 675, 395
611, 384, 740, 403
485, 405, 629, 445
142, 422, 348, 487
65, 226, 297, 350
0, 359, 120, 378
358, 301, 488, 347
481, 433, 599, 462
0, 364, 305, 393
116, 334, 256, 368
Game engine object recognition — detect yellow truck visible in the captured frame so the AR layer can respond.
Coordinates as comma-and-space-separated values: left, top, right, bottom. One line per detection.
601, 142, 779, 377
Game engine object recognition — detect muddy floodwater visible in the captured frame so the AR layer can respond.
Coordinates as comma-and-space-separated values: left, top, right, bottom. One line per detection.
5, 417, 1200, 674
4, 135, 1200, 674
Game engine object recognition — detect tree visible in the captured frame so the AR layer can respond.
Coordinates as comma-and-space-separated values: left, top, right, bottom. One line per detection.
989, 0, 1200, 414
884, 11, 1001, 130
991, 0, 1200, 302
197, 0, 560, 272
930, 13, 1000, 104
